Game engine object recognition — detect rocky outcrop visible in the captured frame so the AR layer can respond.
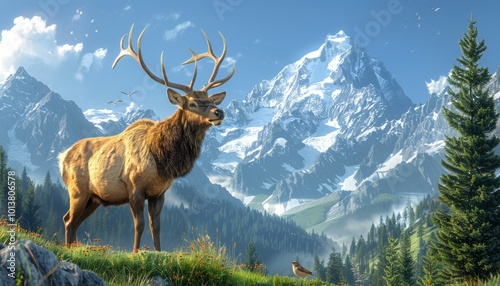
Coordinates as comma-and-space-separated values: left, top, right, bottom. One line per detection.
0, 240, 105, 286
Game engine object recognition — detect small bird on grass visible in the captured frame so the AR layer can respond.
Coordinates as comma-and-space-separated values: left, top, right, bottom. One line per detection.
291, 260, 313, 279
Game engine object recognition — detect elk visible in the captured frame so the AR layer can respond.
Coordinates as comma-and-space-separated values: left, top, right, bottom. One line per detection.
59, 24, 234, 253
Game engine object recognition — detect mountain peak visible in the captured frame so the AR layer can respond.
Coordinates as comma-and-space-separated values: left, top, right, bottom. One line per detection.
325, 30, 349, 44
12, 67, 31, 81
15, 66, 28, 75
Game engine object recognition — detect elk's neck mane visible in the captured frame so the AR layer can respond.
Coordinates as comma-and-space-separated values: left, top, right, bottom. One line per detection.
147, 108, 211, 178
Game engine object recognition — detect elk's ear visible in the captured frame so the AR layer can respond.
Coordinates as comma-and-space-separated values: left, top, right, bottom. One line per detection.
167, 89, 184, 107
210, 91, 226, 105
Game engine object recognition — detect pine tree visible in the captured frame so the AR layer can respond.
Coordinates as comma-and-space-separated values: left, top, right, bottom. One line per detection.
356, 235, 367, 274
245, 240, 260, 272
398, 230, 414, 285
383, 237, 401, 286
433, 18, 500, 283
374, 242, 388, 286
343, 255, 356, 285
313, 255, 326, 281
418, 248, 445, 286
20, 167, 29, 195
20, 180, 41, 232
326, 248, 343, 283
349, 236, 356, 258
415, 224, 426, 280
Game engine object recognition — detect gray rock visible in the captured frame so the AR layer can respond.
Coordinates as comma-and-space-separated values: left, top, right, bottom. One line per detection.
0, 240, 105, 285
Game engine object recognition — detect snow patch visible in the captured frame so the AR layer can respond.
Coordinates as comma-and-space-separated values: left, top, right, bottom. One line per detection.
494, 91, 500, 100
338, 165, 359, 191
243, 196, 255, 205
262, 197, 313, 216
215, 107, 274, 171
424, 140, 445, 154
302, 118, 340, 153
378, 150, 403, 173
7, 128, 37, 171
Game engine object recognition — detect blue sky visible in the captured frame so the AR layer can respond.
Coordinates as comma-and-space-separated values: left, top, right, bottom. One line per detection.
1, 1, 499, 118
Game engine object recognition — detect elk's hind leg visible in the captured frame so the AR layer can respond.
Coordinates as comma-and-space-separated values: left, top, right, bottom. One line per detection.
74, 198, 100, 231
148, 193, 165, 251
64, 193, 93, 246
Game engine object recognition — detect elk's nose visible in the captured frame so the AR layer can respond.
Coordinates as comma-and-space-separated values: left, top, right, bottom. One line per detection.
214, 108, 224, 119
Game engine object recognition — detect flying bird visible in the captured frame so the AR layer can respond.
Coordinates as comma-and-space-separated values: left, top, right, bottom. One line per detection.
431, 7, 441, 12
108, 100, 123, 105
291, 261, 313, 278
121, 90, 138, 97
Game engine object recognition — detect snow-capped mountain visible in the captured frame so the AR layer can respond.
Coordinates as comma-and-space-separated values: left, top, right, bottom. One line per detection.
195, 32, 500, 241
0, 67, 101, 179
199, 31, 416, 215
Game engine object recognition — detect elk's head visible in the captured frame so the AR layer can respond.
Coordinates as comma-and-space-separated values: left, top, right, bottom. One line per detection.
112, 24, 234, 126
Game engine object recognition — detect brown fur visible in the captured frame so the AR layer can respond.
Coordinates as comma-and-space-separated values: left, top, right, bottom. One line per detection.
59, 89, 226, 252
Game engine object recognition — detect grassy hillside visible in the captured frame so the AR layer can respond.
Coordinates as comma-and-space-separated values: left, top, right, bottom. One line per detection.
0, 221, 331, 285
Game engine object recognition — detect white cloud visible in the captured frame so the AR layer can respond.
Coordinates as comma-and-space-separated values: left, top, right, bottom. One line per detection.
0, 16, 83, 82
167, 13, 181, 20
57, 43, 83, 56
94, 48, 107, 59
221, 55, 238, 72
426, 75, 448, 95
164, 21, 195, 41
75, 48, 107, 81
126, 102, 139, 113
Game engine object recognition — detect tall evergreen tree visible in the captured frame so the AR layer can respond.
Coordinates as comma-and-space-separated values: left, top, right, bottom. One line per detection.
356, 235, 367, 274
374, 242, 388, 286
20, 167, 29, 195
433, 19, 500, 283
326, 248, 343, 284
20, 180, 41, 232
343, 255, 356, 285
383, 237, 401, 286
398, 230, 414, 286
418, 248, 445, 286
313, 255, 326, 281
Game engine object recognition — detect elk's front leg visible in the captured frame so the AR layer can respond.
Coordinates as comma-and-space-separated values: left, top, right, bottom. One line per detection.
129, 193, 145, 253
148, 193, 165, 251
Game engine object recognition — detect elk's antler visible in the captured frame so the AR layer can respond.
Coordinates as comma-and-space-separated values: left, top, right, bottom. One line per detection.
112, 24, 234, 94
112, 24, 194, 93
183, 30, 235, 91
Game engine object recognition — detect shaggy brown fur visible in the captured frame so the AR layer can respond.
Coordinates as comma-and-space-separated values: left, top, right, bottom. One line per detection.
59, 89, 226, 252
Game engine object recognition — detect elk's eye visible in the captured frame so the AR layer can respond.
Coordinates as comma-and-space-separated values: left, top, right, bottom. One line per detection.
189, 103, 196, 108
